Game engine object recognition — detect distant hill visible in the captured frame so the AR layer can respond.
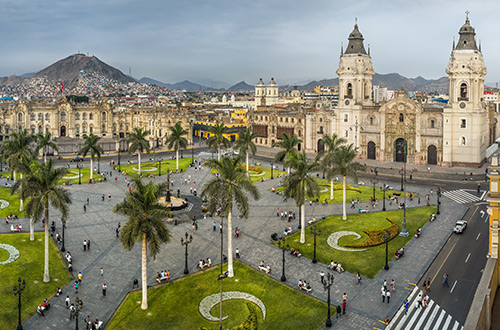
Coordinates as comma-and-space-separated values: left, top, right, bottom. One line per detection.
0, 75, 26, 86
32, 54, 135, 89
228, 81, 253, 91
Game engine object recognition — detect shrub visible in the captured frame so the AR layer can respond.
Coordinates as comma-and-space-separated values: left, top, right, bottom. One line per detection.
344, 218, 399, 248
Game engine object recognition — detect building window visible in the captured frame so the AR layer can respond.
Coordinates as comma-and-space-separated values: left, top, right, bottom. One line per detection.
38, 113, 43, 121
319, 126, 324, 134
370, 117, 374, 125
30, 114, 35, 121
45, 113, 50, 121
82, 113, 87, 120
18, 113, 22, 122
344, 114, 348, 122
102, 124, 106, 132
75, 113, 80, 120
460, 136, 467, 146
89, 113, 93, 120
399, 113, 404, 123
5, 127, 8, 134
460, 83, 468, 100
102, 112, 106, 121
346, 83, 353, 98
46, 127, 49, 134
83, 124, 87, 133
31, 127, 35, 134
460, 119, 467, 128
320, 118, 323, 123
90, 126, 93, 133
60, 112, 66, 121
18, 126, 22, 133
119, 123, 124, 131
298, 130, 302, 137
76, 126, 80, 134
38, 125, 42, 134
345, 130, 349, 137
431, 120, 435, 128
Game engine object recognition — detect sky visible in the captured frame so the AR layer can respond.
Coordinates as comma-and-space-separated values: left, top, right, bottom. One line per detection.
1, 0, 500, 87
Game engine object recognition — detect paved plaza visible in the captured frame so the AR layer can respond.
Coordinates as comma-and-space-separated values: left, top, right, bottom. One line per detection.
1, 151, 472, 329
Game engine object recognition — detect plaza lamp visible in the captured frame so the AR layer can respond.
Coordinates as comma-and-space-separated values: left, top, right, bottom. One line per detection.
322, 273, 334, 327
13, 277, 26, 330
277, 238, 289, 282
310, 225, 321, 263
181, 232, 193, 274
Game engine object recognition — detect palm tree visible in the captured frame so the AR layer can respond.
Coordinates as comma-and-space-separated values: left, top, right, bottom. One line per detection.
36, 132, 58, 164
113, 178, 171, 310
206, 123, 230, 161
283, 152, 320, 243
316, 134, 347, 200
201, 157, 260, 277
235, 128, 258, 176
2, 129, 36, 211
330, 144, 365, 220
165, 123, 188, 171
272, 133, 302, 174
79, 133, 103, 181
127, 128, 151, 176
17, 159, 71, 282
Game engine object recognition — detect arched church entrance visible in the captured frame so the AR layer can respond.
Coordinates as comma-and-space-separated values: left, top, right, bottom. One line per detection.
60, 126, 66, 137
427, 145, 437, 165
394, 138, 407, 162
317, 139, 324, 153
367, 141, 376, 160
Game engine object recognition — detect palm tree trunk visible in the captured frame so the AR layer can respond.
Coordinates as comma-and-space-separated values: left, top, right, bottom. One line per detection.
44, 147, 47, 165
138, 153, 141, 176
227, 210, 234, 277
342, 175, 347, 220
43, 202, 50, 282
29, 216, 34, 241
330, 179, 334, 200
176, 149, 179, 170
217, 145, 221, 161
246, 151, 249, 177
13, 170, 16, 182
300, 203, 306, 243
141, 234, 148, 310
19, 173, 23, 211
90, 157, 94, 180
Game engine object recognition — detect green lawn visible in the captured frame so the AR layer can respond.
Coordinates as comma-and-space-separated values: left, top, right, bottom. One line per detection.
116, 158, 193, 179
0, 232, 73, 330
106, 261, 327, 330
58, 167, 103, 185
0, 187, 25, 218
279, 206, 436, 279
215, 165, 286, 182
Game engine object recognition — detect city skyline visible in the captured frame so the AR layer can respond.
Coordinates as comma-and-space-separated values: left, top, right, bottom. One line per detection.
2, 0, 500, 87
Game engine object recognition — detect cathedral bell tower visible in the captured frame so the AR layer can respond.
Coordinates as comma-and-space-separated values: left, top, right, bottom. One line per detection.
337, 22, 375, 108
443, 13, 488, 167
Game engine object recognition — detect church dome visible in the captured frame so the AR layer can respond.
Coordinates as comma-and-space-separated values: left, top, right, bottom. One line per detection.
256, 78, 265, 87
268, 77, 277, 86
455, 14, 478, 51
344, 24, 367, 55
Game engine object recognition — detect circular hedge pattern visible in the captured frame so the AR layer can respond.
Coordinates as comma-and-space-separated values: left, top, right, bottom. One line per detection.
0, 199, 10, 209
199, 291, 266, 322
0, 243, 20, 264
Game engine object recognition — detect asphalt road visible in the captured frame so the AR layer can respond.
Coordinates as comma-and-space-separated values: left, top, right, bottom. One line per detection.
418, 202, 489, 325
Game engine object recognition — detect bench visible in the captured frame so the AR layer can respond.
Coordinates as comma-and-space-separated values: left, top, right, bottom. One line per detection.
258, 265, 271, 274
299, 285, 312, 293
359, 209, 369, 214
10, 225, 22, 232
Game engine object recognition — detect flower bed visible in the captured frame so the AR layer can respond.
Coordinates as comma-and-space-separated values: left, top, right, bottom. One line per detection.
344, 218, 399, 248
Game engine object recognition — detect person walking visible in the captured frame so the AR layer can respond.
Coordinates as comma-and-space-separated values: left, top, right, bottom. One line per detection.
83, 204, 87, 212
336, 305, 341, 318
74, 280, 79, 294
100, 267, 104, 276
342, 300, 346, 315
65, 296, 70, 309
404, 299, 409, 315
427, 277, 432, 292
213, 222, 216, 231
356, 272, 362, 285
381, 287, 385, 303
235, 248, 240, 259
386, 290, 391, 304
219, 223, 223, 233
87, 240, 90, 250
78, 272, 83, 284
86, 197, 89, 205
69, 303, 76, 320
320, 271, 325, 284
390, 279, 395, 292
83, 240, 87, 251
102, 194, 105, 201
442, 273, 449, 287
102, 283, 107, 296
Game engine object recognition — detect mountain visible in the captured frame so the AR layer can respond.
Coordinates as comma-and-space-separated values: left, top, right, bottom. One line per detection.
0, 75, 26, 86
227, 81, 253, 91
139, 77, 173, 88
32, 54, 135, 89
20, 72, 35, 78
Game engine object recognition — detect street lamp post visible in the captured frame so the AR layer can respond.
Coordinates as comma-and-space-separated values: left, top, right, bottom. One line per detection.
13, 277, 26, 330
97, 156, 100, 174
118, 147, 121, 172
310, 225, 321, 264
322, 273, 334, 328
78, 164, 81, 185
383, 230, 390, 270
74, 297, 83, 330
181, 232, 193, 274
158, 158, 162, 176
166, 170, 171, 202
277, 238, 289, 282
371, 177, 378, 201
437, 187, 441, 215
399, 169, 404, 191
271, 162, 274, 179
61, 219, 66, 252
381, 185, 387, 211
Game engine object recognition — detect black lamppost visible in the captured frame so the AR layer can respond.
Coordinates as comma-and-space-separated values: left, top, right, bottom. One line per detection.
97, 156, 100, 174
74, 297, 83, 330
158, 158, 162, 176
399, 169, 404, 191
277, 238, 289, 282
381, 184, 387, 211
13, 277, 26, 330
78, 164, 81, 185
271, 162, 274, 179
437, 187, 441, 215
181, 232, 193, 274
310, 225, 321, 264
383, 229, 390, 270
118, 148, 121, 172
61, 218, 67, 252
371, 177, 378, 201
166, 170, 171, 202
322, 273, 334, 328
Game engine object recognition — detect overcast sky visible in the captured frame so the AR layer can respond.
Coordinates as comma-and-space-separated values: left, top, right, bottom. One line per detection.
1, 0, 500, 87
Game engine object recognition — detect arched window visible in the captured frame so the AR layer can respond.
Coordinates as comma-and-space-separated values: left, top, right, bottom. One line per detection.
83, 123, 87, 133
38, 113, 43, 121
82, 113, 87, 120
370, 117, 374, 125
76, 126, 80, 134
45, 113, 50, 121
38, 125, 42, 134
113, 124, 116, 132
18, 113, 23, 122
89, 113, 93, 120
89, 126, 93, 133
346, 83, 353, 98
460, 136, 467, 146
101, 124, 106, 132
60, 112, 66, 121
31, 127, 35, 134
30, 113, 35, 121
319, 126, 324, 134
119, 123, 124, 131
46, 126, 49, 134
75, 113, 80, 120
18, 126, 22, 133
102, 112, 106, 121
298, 130, 302, 137
460, 83, 468, 100
319, 118, 323, 123
399, 113, 404, 123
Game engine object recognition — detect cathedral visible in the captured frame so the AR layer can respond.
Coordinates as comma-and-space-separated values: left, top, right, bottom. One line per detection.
251, 15, 495, 168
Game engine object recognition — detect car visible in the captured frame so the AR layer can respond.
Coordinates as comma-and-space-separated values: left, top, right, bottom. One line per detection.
71, 156, 84, 162
453, 220, 467, 233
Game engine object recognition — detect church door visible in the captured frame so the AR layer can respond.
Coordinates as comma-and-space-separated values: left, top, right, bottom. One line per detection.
367, 141, 376, 160
394, 138, 406, 162
427, 145, 437, 165
60, 126, 66, 137
317, 139, 324, 153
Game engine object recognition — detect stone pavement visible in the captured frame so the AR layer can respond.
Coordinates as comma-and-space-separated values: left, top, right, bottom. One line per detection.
0, 153, 470, 329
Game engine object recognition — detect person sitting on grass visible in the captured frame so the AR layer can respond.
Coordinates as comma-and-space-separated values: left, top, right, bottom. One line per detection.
306, 282, 312, 291
327, 260, 335, 270
298, 279, 304, 288
56, 288, 62, 296
336, 263, 344, 273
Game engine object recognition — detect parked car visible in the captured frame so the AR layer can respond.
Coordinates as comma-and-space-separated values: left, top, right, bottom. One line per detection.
71, 156, 84, 162
453, 220, 467, 233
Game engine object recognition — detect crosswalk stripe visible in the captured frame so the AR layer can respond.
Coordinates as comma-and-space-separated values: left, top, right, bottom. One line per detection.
441, 315, 452, 329
404, 304, 425, 330
414, 300, 435, 329
442, 189, 482, 204
423, 304, 441, 330
432, 310, 446, 329
451, 320, 460, 330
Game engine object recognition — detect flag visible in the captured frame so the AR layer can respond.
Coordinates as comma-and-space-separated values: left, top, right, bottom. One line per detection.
60, 82, 64, 94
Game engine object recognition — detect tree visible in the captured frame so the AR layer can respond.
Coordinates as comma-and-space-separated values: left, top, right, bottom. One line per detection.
272, 133, 302, 174
201, 157, 260, 277
283, 152, 320, 243
2, 129, 36, 211
165, 123, 188, 171
113, 178, 171, 310
235, 128, 259, 176
79, 133, 103, 180
127, 128, 151, 176
330, 144, 365, 220
206, 123, 230, 161
36, 131, 58, 164
315, 134, 347, 200
16, 159, 71, 282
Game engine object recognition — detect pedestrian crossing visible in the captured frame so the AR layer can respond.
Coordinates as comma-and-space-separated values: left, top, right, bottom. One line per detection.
442, 189, 482, 204
386, 287, 463, 330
